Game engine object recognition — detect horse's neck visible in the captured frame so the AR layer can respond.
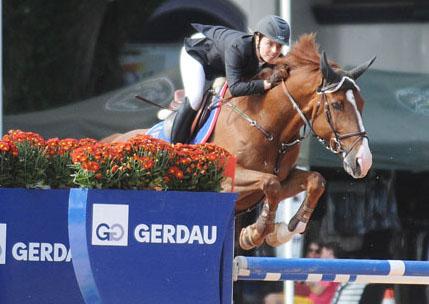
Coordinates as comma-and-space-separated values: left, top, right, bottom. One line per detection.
263, 81, 317, 142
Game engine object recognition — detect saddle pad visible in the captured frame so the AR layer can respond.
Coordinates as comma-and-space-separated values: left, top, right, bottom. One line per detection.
145, 121, 170, 142
146, 83, 228, 144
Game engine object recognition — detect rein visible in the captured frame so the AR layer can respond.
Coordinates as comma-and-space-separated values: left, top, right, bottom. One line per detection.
225, 101, 274, 141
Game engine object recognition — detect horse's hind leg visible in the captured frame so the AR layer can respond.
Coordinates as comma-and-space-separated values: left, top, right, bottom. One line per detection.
265, 168, 326, 247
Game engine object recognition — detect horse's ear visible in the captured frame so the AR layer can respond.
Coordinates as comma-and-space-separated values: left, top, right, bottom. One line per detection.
348, 56, 376, 80
320, 51, 340, 84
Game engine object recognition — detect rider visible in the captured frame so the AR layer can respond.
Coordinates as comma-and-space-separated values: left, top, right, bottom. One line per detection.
171, 15, 291, 144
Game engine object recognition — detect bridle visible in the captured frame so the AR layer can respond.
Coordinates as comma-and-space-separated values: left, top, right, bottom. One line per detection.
281, 77, 367, 157
224, 75, 368, 174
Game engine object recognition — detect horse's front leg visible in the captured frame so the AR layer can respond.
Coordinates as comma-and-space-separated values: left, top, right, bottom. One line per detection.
233, 165, 282, 250
265, 168, 326, 247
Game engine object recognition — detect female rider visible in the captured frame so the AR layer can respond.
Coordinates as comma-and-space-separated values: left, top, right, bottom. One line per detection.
172, 15, 290, 143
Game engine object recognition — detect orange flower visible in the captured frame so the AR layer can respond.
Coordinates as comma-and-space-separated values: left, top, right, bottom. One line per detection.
0, 141, 11, 152
175, 169, 184, 179
59, 138, 79, 152
207, 153, 217, 161
78, 138, 97, 146
179, 157, 191, 165
168, 166, 184, 179
4, 130, 45, 147
168, 166, 178, 175
111, 164, 119, 174
46, 138, 60, 155
82, 161, 100, 172
143, 159, 154, 170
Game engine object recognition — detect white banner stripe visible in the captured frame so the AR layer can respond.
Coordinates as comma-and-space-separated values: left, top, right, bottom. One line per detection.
238, 269, 250, 276
307, 274, 323, 281
354, 275, 429, 285
265, 273, 281, 281
389, 260, 406, 276
334, 274, 351, 282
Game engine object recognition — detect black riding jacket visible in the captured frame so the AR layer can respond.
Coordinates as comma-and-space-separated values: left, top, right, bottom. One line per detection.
184, 23, 265, 97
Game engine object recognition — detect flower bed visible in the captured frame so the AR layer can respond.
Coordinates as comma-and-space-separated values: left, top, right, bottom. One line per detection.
0, 130, 234, 191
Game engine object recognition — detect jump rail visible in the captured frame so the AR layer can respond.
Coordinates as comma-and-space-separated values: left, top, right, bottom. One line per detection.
233, 256, 429, 285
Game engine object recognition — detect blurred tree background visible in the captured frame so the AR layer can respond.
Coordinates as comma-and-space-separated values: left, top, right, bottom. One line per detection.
4, 0, 162, 114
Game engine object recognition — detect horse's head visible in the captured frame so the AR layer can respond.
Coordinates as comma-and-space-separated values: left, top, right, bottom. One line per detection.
309, 52, 375, 178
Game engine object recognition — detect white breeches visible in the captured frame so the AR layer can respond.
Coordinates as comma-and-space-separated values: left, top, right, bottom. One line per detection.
180, 46, 206, 111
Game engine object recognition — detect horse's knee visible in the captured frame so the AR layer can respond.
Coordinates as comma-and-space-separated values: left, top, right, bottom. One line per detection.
262, 175, 280, 193
307, 172, 326, 194
261, 175, 281, 203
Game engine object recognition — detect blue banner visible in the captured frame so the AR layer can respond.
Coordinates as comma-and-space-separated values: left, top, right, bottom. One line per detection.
0, 188, 83, 303
0, 188, 237, 304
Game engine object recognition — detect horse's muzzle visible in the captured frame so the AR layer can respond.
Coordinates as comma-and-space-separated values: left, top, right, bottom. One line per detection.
343, 138, 372, 178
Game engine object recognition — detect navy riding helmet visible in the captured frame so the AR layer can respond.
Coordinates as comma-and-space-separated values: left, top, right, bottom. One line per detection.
255, 15, 290, 46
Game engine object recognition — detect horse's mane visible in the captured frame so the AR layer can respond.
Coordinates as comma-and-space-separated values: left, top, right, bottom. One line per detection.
272, 33, 339, 80
288, 33, 321, 69
274, 33, 320, 71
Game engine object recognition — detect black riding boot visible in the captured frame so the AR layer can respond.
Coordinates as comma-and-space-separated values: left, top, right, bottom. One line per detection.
171, 98, 197, 144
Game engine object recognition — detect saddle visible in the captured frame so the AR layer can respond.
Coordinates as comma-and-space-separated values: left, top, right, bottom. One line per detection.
163, 78, 226, 140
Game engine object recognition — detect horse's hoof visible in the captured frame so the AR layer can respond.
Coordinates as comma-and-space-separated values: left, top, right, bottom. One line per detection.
288, 216, 299, 232
265, 222, 290, 247
288, 216, 308, 234
266, 221, 308, 247
239, 226, 263, 250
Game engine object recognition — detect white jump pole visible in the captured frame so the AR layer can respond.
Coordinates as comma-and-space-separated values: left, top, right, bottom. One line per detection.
234, 256, 429, 285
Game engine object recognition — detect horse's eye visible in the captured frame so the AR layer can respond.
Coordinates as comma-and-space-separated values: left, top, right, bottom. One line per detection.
331, 101, 343, 111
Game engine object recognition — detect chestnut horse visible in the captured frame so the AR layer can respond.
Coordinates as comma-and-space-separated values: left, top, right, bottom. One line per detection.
103, 34, 375, 250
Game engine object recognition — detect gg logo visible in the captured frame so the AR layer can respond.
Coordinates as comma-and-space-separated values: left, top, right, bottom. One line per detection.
96, 223, 125, 241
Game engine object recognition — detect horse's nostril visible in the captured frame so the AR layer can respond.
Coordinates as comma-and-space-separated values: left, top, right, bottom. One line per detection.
356, 157, 362, 169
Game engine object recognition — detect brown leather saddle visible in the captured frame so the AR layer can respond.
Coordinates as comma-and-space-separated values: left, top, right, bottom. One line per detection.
168, 81, 224, 139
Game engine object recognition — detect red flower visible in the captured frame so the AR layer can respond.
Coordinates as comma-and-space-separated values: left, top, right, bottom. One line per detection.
0, 141, 11, 152
111, 164, 119, 174
207, 153, 217, 161
143, 159, 154, 170
3, 130, 45, 147
82, 161, 100, 172
168, 166, 184, 179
